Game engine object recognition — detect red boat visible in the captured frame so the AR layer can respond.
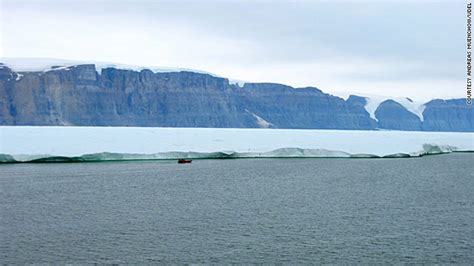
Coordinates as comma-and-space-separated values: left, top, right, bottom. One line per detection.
177, 159, 192, 164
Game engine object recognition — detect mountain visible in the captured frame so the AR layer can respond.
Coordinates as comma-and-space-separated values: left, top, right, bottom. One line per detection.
0, 60, 472, 131
422, 99, 473, 132
375, 100, 422, 131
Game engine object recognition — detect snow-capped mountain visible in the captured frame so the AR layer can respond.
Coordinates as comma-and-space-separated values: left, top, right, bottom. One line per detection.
0, 58, 472, 131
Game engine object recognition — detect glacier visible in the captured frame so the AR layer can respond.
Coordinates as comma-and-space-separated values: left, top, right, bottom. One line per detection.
365, 96, 426, 122
0, 57, 228, 80
335, 92, 426, 122
0, 126, 473, 163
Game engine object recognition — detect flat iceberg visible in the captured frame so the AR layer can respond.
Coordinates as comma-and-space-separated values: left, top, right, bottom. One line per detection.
0, 126, 473, 163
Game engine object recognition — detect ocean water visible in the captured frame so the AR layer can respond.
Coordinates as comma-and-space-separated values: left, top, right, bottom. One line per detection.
1, 154, 473, 263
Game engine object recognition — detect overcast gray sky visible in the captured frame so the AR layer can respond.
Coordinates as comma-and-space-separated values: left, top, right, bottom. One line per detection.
0, 0, 466, 100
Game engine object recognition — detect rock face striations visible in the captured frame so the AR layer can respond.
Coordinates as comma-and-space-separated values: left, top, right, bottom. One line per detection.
0, 63, 472, 131
422, 99, 473, 132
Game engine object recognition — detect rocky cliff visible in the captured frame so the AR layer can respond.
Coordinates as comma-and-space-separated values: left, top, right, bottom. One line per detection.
422, 99, 473, 132
0, 63, 472, 131
375, 100, 422, 131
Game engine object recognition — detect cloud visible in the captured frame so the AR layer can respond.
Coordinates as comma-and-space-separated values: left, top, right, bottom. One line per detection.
0, 0, 466, 100
209, 59, 463, 101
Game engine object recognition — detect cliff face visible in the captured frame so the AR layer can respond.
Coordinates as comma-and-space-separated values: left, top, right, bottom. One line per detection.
238, 84, 375, 129
422, 99, 474, 132
0, 65, 256, 127
0, 63, 472, 131
375, 100, 422, 131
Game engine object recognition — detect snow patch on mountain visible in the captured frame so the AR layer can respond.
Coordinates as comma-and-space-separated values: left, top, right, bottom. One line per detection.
228, 79, 247, 87
246, 110, 273, 128
1, 57, 219, 76
337, 93, 425, 122
364, 96, 384, 121
1, 57, 252, 88
329, 91, 426, 122
394, 97, 426, 122
366, 95, 425, 122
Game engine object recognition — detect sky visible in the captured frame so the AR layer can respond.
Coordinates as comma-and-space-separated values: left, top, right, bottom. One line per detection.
0, 0, 467, 100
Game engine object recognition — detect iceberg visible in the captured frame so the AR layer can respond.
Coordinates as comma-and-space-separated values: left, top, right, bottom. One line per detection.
0, 126, 473, 163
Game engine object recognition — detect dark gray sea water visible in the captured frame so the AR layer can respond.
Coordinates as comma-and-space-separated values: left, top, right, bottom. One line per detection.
1, 154, 473, 264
